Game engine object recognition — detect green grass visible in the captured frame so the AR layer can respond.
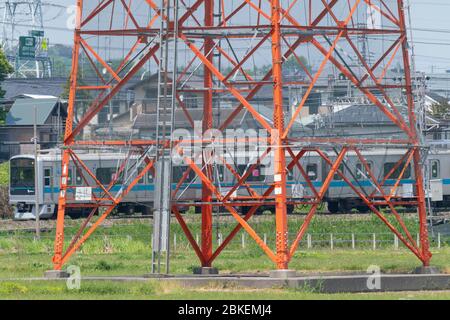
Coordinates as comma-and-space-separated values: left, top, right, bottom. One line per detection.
1, 248, 449, 280
0, 280, 449, 300
0, 162, 8, 186
0, 217, 448, 299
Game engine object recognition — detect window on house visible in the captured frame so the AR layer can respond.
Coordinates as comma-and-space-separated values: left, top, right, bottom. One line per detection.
183, 94, 198, 109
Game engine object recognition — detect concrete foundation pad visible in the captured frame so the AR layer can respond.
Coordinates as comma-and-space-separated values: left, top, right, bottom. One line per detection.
193, 267, 219, 275
44, 270, 70, 279
413, 266, 442, 275
269, 270, 297, 279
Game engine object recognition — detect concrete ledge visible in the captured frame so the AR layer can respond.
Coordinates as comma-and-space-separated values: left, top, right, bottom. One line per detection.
163, 274, 450, 293
44, 270, 70, 279
12, 273, 450, 293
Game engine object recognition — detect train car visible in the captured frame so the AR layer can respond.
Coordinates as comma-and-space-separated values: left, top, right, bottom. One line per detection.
10, 150, 156, 220
9, 148, 450, 220
324, 149, 415, 213
9, 148, 322, 219
324, 149, 450, 213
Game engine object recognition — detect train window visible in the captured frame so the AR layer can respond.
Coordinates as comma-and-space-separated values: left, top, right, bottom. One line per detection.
384, 162, 411, 179
215, 165, 225, 182
75, 168, 83, 186
355, 162, 372, 180
96, 168, 114, 185
430, 160, 440, 179
67, 169, 73, 185
147, 171, 154, 183
44, 168, 52, 187
135, 167, 144, 184
172, 166, 196, 182
10, 158, 35, 195
238, 164, 265, 182
333, 164, 344, 181
287, 168, 294, 181
306, 164, 318, 181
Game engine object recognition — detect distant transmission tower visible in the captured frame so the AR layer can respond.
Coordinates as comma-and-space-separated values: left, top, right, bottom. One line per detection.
0, 0, 52, 78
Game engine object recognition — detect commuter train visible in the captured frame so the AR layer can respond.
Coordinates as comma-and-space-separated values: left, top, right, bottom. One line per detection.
8, 148, 450, 220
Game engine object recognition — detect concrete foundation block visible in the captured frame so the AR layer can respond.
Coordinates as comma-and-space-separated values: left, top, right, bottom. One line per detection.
44, 270, 70, 279
193, 267, 219, 275
413, 266, 442, 275
269, 269, 297, 279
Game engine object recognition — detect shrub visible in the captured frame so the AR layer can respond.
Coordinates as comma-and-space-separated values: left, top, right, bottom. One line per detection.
0, 186, 12, 219
0, 162, 8, 186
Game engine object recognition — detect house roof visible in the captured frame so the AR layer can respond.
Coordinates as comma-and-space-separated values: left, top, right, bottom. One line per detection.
128, 72, 205, 90
1, 77, 67, 100
5, 98, 60, 126
14, 94, 58, 99
427, 91, 449, 105
320, 104, 403, 126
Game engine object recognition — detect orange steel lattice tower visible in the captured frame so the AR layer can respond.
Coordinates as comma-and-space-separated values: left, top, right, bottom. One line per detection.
52, 0, 432, 272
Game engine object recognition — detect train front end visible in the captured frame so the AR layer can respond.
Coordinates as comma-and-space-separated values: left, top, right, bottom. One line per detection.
9, 155, 54, 220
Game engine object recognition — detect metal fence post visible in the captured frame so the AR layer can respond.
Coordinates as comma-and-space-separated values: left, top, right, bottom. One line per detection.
263, 234, 267, 245
241, 233, 246, 249
394, 234, 399, 250
438, 233, 441, 249
307, 234, 312, 249
372, 233, 376, 250
330, 233, 334, 250
173, 233, 177, 251
351, 233, 355, 250
218, 233, 223, 246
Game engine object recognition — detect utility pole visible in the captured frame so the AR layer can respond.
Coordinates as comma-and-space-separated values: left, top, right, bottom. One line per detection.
33, 105, 40, 240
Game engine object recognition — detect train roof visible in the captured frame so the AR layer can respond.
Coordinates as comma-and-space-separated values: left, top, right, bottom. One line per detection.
10, 148, 450, 163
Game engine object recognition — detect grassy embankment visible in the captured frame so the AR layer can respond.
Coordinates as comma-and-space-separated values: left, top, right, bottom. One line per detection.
0, 214, 447, 278
0, 212, 448, 299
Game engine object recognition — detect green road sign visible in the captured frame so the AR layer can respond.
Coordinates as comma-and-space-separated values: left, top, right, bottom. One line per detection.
30, 30, 45, 37
19, 36, 36, 58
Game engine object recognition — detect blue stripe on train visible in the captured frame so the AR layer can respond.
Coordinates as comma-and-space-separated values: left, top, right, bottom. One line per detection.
41, 178, 437, 194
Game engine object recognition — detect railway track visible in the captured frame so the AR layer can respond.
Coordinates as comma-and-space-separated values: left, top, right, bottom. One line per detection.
1, 210, 449, 234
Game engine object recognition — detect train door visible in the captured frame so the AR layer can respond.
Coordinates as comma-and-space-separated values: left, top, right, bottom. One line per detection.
43, 165, 54, 203
428, 158, 443, 203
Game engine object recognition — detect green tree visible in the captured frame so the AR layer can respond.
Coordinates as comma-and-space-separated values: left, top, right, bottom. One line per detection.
62, 73, 93, 123
257, 55, 310, 76
283, 55, 311, 74
430, 102, 450, 120
0, 49, 13, 125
